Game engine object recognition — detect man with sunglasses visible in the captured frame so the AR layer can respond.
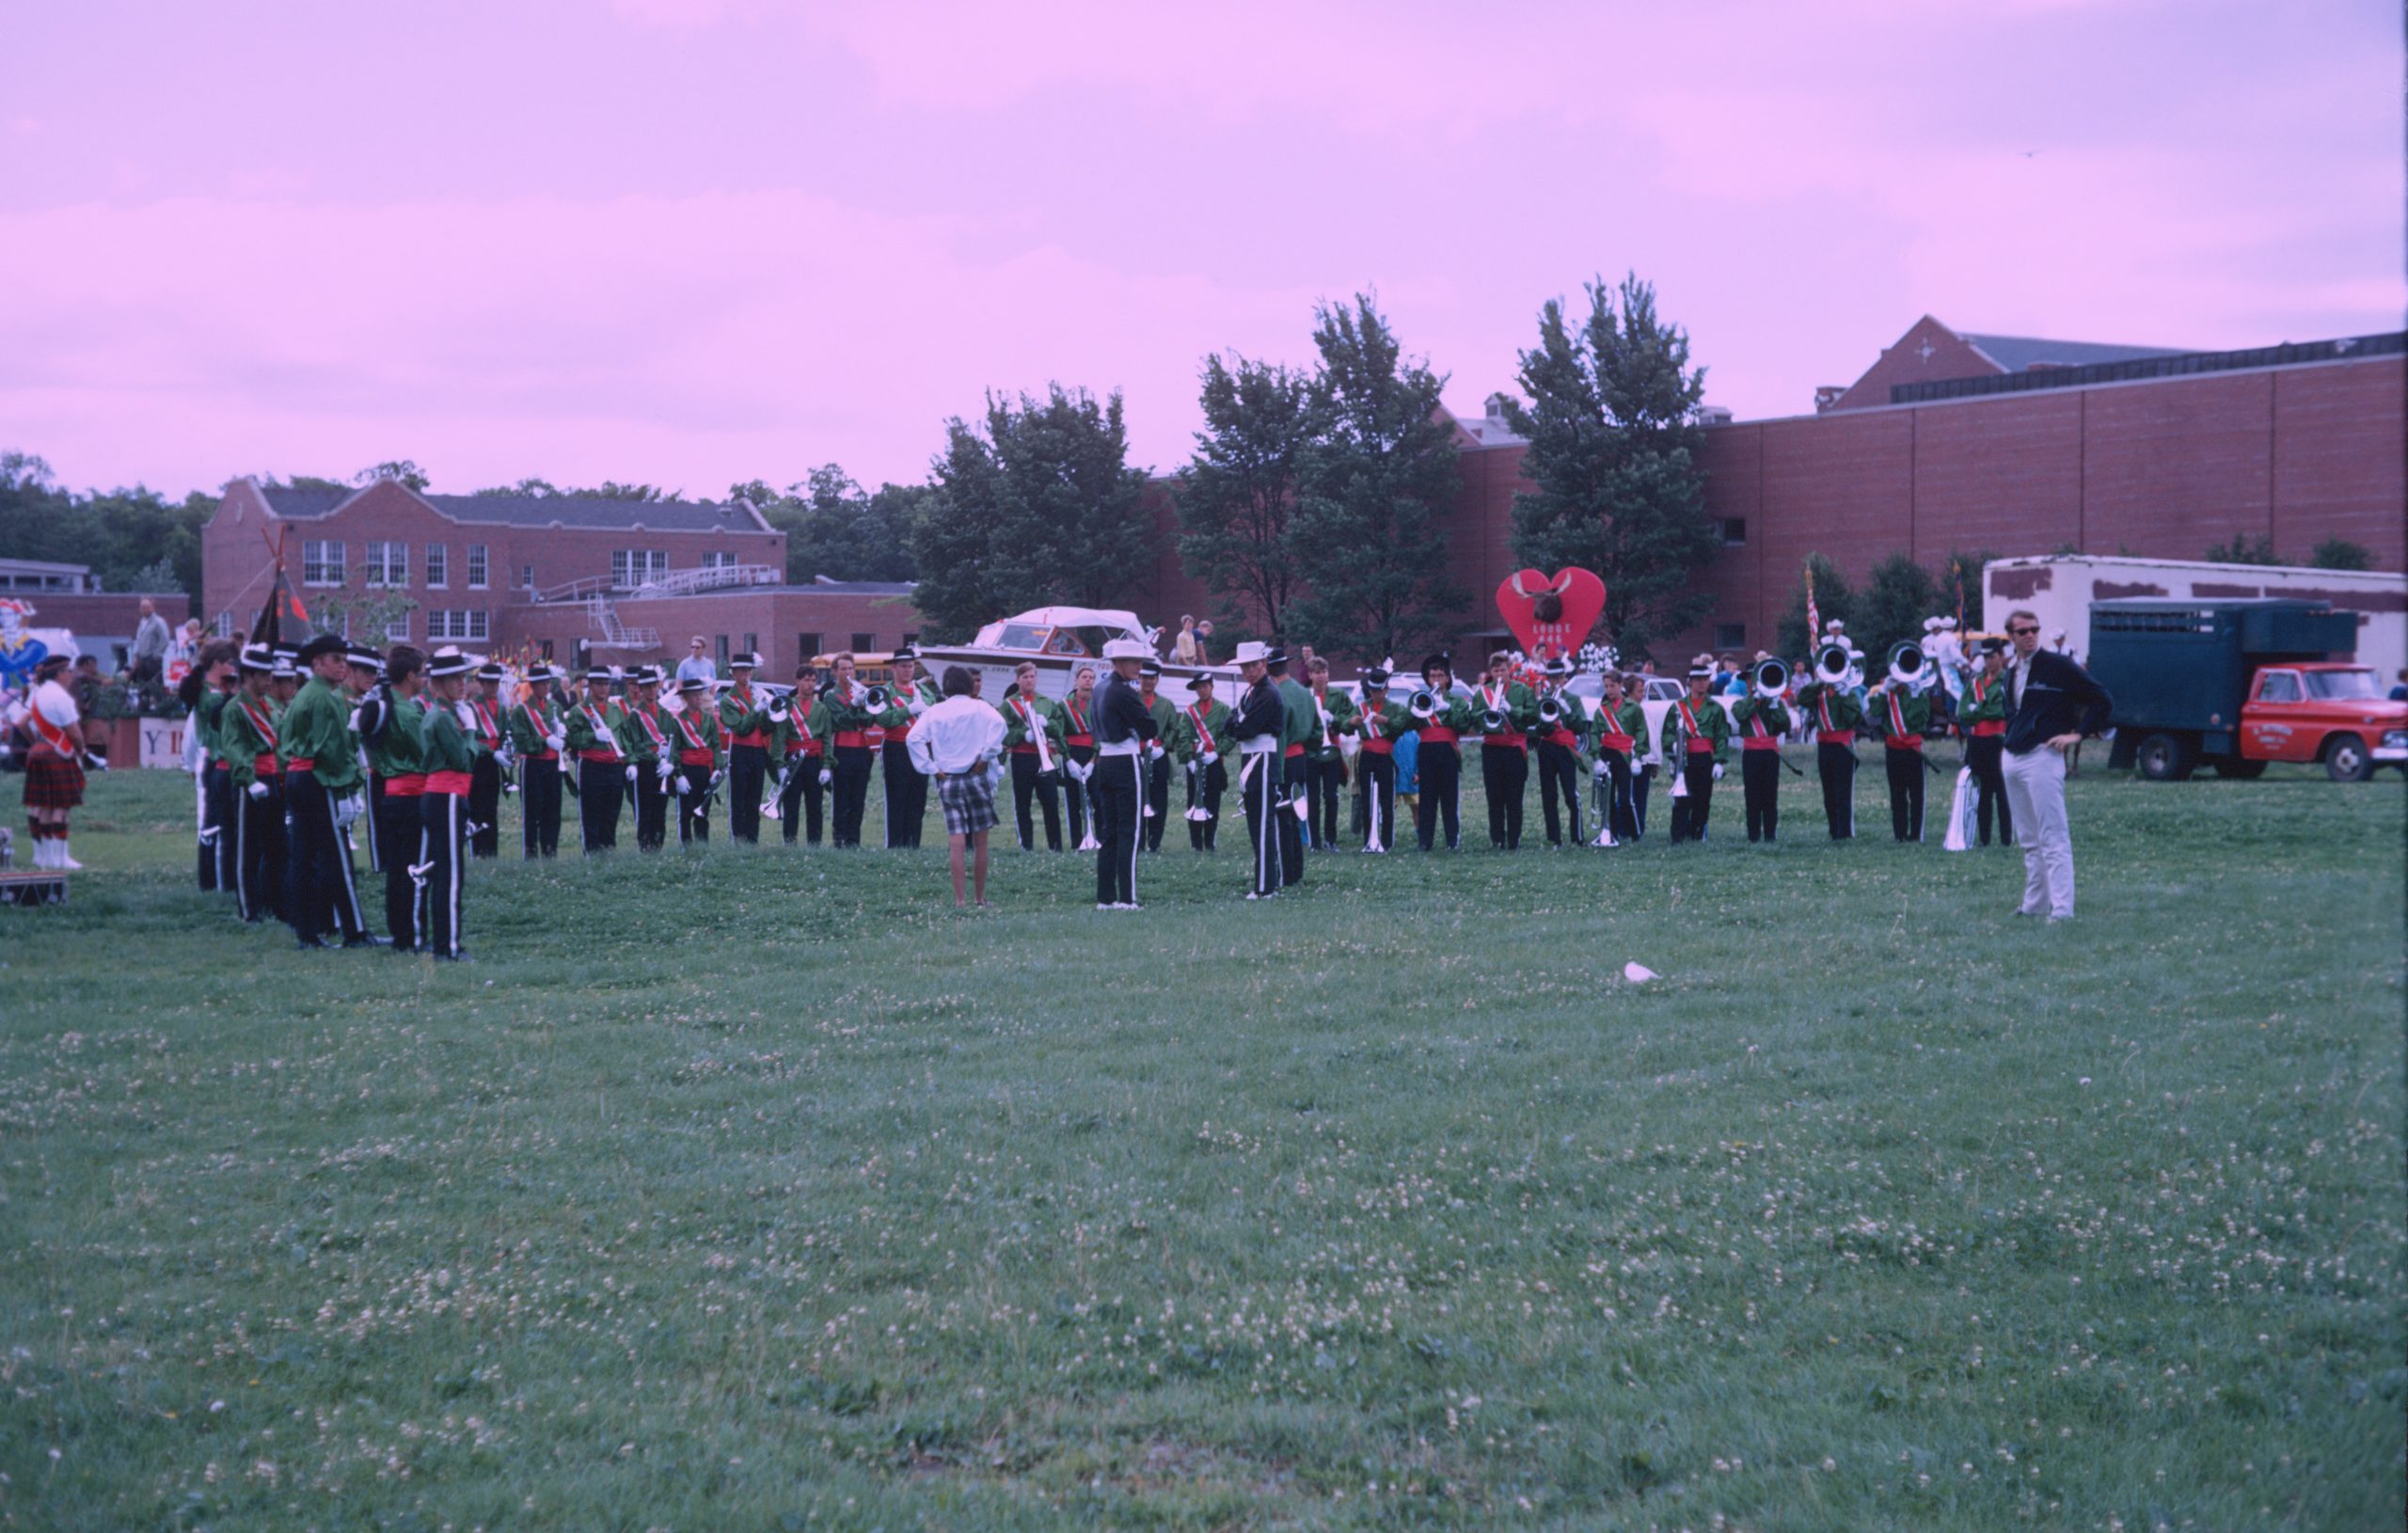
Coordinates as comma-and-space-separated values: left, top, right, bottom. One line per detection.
2001, 608, 2113, 924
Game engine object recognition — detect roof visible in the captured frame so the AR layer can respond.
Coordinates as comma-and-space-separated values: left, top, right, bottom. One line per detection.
0, 557, 93, 577
252, 480, 772, 533
1960, 333, 2190, 373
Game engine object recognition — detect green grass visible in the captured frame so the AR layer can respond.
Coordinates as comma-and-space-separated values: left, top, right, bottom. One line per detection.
2, 761, 2402, 1530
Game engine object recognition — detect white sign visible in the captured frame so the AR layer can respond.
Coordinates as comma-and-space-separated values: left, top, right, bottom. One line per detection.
139, 719, 188, 769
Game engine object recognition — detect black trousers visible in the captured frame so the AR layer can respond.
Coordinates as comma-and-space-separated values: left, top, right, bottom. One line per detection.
880, 741, 926, 847
1481, 742, 1528, 848
522, 757, 562, 859
1816, 742, 1857, 840
1592, 750, 1635, 844
830, 746, 872, 846
1967, 735, 2011, 845
728, 743, 768, 844
1668, 754, 1716, 844
1741, 748, 1782, 843
1010, 752, 1062, 850
1631, 763, 1654, 839
207, 763, 237, 893
1354, 750, 1396, 851
779, 751, 826, 845
285, 770, 367, 943
1279, 753, 1306, 885
1304, 755, 1345, 848
675, 763, 714, 844
417, 792, 466, 958
1064, 746, 1096, 846
1091, 751, 1142, 905
365, 773, 385, 873
234, 777, 286, 924
634, 766, 670, 850
1144, 752, 1170, 850
468, 755, 502, 858
1535, 739, 1583, 846
377, 791, 425, 949
1885, 746, 1925, 842
1416, 742, 1461, 850
578, 759, 624, 851
1184, 759, 1226, 849
1241, 752, 1281, 895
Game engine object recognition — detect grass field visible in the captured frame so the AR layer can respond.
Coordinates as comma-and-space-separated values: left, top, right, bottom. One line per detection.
2, 760, 2401, 1530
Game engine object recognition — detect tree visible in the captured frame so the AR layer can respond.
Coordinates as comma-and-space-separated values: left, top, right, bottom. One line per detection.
911, 386, 1153, 641
567, 482, 671, 502
2310, 537, 2375, 571
471, 477, 561, 498
1501, 273, 1716, 663
1775, 554, 1856, 658
1174, 353, 1320, 642
748, 466, 923, 584
0, 451, 213, 605
355, 460, 431, 491
1285, 296, 1465, 662
1853, 552, 1942, 670
2205, 531, 2279, 565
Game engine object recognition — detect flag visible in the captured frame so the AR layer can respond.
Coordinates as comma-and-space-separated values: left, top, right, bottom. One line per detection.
1951, 559, 1965, 629
1804, 562, 1821, 646
251, 527, 314, 647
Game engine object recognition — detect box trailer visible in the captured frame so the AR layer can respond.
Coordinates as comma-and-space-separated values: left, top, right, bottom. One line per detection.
1982, 555, 2405, 679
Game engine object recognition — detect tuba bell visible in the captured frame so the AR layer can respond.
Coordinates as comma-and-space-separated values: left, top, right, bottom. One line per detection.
1814, 643, 1854, 686
1479, 706, 1508, 735
1885, 641, 1927, 687
1537, 695, 1564, 726
1751, 657, 1789, 700
861, 683, 891, 712
1408, 688, 1439, 720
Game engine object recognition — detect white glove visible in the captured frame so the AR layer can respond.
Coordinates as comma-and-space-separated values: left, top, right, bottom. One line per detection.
1711, 763, 1724, 782
1148, 740, 1165, 758
672, 772, 687, 797
1592, 759, 1609, 779
1201, 751, 1218, 766
708, 769, 723, 788
626, 766, 639, 783
657, 763, 673, 785
545, 734, 565, 752
247, 781, 269, 800
817, 767, 833, 786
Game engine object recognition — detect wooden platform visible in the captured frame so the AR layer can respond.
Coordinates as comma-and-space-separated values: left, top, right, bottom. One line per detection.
0, 867, 69, 906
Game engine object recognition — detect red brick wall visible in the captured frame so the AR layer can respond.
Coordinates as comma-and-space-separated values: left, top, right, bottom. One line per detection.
1826, 316, 2002, 412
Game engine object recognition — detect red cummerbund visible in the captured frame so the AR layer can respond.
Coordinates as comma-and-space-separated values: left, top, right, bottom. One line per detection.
527, 750, 558, 762
1685, 739, 1716, 755
1067, 734, 1095, 749
678, 749, 714, 766
784, 738, 821, 755
1359, 738, 1394, 755
253, 753, 280, 777
1011, 743, 1039, 755
834, 731, 868, 749
1595, 732, 1633, 752
733, 730, 768, 749
385, 773, 427, 798
1419, 726, 1459, 745
1742, 736, 1781, 751
287, 757, 316, 772
579, 748, 622, 763
1487, 732, 1528, 749
1283, 744, 1305, 758
1886, 735, 1924, 751
1545, 728, 1579, 750
1817, 731, 1854, 746
1972, 721, 2005, 737
425, 770, 472, 796
880, 719, 911, 742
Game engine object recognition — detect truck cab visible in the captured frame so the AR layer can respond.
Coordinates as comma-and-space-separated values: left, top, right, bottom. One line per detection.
2240, 663, 2408, 779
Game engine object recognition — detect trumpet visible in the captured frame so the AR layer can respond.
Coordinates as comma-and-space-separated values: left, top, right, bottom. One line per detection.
1478, 706, 1508, 735
860, 683, 891, 713
1408, 688, 1439, 720
1536, 695, 1564, 727
1751, 657, 1790, 699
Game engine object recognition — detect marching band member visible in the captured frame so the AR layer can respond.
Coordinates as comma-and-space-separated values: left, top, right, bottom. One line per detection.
1172, 672, 1231, 851
1587, 672, 1643, 845
416, 648, 475, 959
1863, 659, 1931, 843
179, 640, 238, 890
506, 663, 567, 859
1413, 653, 1467, 852
1000, 661, 1067, 851
774, 663, 832, 845
271, 652, 300, 708
1794, 647, 1864, 841
20, 655, 87, 873
1352, 666, 1406, 853
671, 675, 725, 845
219, 643, 287, 921
620, 667, 673, 851
719, 652, 772, 845
1271, 650, 1313, 881
1959, 638, 2012, 846
1476, 650, 1537, 849
874, 647, 940, 848
1303, 657, 1356, 852
279, 634, 373, 949
464, 663, 508, 858
344, 646, 390, 876
364, 645, 429, 951
564, 665, 627, 852
1060, 664, 1101, 850
1530, 657, 1585, 847
1230, 641, 1286, 899
1138, 661, 1177, 851
1728, 665, 1792, 845
1090, 639, 1156, 909
823, 652, 876, 847
1660, 658, 1730, 845
198, 646, 242, 893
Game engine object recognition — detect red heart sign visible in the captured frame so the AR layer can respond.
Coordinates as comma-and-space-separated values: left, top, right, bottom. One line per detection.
1495, 567, 1607, 661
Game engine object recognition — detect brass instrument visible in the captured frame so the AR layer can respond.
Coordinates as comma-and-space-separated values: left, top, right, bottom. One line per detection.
1751, 658, 1790, 700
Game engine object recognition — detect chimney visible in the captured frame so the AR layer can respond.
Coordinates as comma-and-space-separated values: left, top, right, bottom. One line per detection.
1695, 404, 1734, 426
1814, 386, 1846, 413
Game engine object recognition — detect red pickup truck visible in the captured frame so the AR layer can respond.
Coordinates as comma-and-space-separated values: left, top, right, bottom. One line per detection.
2229, 663, 2408, 781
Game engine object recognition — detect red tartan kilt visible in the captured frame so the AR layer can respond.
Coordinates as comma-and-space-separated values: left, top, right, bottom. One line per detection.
23, 752, 86, 810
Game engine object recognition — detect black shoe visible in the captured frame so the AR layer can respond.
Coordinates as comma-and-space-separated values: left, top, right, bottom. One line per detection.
436, 951, 471, 962
295, 936, 328, 950
342, 934, 390, 949
385, 941, 418, 955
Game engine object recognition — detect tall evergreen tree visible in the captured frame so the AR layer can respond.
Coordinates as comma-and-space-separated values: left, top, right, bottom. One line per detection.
1286, 296, 1465, 661
742, 466, 924, 585
1853, 552, 1942, 670
1174, 353, 1319, 642
1502, 274, 1715, 663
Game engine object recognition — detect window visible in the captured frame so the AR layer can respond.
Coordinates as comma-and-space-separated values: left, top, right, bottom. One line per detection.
386, 610, 411, 642
611, 549, 669, 589
850, 631, 875, 654
901, 631, 919, 650
363, 541, 407, 588
2258, 672, 2300, 703
426, 609, 491, 642
213, 612, 235, 638
424, 544, 448, 589
1720, 517, 1748, 546
538, 640, 555, 660
1713, 623, 1747, 650
519, 564, 535, 591
468, 609, 487, 640
467, 544, 488, 589
741, 632, 757, 656
716, 635, 730, 670
797, 632, 823, 660
302, 540, 345, 587
703, 551, 737, 572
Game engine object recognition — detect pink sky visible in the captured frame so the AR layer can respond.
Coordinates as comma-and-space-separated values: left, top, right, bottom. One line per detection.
5, 0, 2400, 501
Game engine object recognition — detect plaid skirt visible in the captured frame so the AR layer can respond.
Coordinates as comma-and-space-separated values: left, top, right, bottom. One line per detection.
23, 751, 86, 811
935, 768, 998, 837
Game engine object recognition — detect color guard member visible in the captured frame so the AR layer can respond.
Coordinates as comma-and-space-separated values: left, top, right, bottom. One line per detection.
564, 665, 627, 852
1172, 672, 1230, 850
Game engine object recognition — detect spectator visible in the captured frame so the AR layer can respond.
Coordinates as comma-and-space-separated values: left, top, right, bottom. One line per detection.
1193, 620, 1214, 666
71, 655, 106, 719
1171, 615, 1201, 666
907, 664, 1008, 909
168, 619, 202, 670
2389, 668, 2407, 703
131, 599, 170, 684
674, 637, 717, 690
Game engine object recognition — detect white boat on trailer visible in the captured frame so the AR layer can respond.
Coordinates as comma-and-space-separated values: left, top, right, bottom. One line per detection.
912, 606, 1239, 706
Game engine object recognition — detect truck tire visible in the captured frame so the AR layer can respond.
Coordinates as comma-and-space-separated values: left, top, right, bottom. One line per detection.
2323, 735, 2372, 782
2135, 732, 2194, 782
2210, 757, 2267, 780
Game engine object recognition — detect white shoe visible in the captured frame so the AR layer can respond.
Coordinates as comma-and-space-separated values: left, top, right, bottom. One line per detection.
1097, 903, 1113, 911
57, 850, 82, 871
31, 840, 49, 870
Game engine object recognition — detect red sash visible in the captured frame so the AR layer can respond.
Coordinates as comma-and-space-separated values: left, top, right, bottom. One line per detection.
385, 773, 427, 798
628, 705, 667, 755
1742, 707, 1779, 751
516, 702, 560, 761
1185, 703, 1218, 757
473, 700, 501, 751
425, 770, 472, 796
1481, 683, 1527, 747
1972, 720, 2005, 737
582, 704, 625, 761
1065, 698, 1092, 749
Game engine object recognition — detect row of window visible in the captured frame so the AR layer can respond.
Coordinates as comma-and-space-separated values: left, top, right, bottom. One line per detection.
307, 540, 492, 591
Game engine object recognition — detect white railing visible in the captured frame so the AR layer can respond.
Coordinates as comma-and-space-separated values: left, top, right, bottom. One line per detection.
585, 596, 658, 651
626, 563, 782, 598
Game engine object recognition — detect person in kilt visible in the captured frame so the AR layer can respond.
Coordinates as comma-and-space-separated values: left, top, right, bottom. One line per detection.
905, 665, 1007, 909
21, 656, 87, 870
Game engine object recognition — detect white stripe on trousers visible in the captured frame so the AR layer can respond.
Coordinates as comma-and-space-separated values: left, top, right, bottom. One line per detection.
1119, 754, 1140, 903
232, 786, 251, 916
1247, 754, 1276, 894
321, 784, 366, 936
421, 797, 463, 956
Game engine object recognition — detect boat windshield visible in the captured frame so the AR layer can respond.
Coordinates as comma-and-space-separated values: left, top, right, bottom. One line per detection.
994, 623, 1051, 651
2305, 670, 2380, 701
1045, 629, 1091, 656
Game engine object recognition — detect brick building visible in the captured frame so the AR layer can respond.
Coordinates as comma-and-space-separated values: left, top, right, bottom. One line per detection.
1126, 321, 2405, 665
201, 479, 923, 679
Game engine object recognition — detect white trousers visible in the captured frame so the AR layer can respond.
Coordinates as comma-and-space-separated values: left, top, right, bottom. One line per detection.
2002, 746, 2074, 919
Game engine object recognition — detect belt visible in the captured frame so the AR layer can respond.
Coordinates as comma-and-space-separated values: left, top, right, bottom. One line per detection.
1011, 743, 1040, 755
1359, 738, 1394, 755
1098, 739, 1140, 756
784, 739, 821, 755
1817, 731, 1855, 747
834, 731, 868, 749
1544, 729, 1579, 749
579, 748, 624, 763
1685, 739, 1716, 755
1419, 726, 1458, 745
385, 772, 427, 798
1972, 721, 2005, 737
287, 756, 316, 772
1486, 733, 1528, 748
678, 749, 715, 766
425, 770, 472, 796
1742, 736, 1781, 751
1283, 743, 1305, 758
528, 750, 559, 762
1886, 735, 1924, 751
253, 753, 281, 777
732, 732, 768, 749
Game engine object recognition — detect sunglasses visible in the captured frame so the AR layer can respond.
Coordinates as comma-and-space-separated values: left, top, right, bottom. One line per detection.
2008, 625, 2040, 636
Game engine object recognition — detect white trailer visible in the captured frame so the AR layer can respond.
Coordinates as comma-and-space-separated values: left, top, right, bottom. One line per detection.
1982, 556, 2406, 677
